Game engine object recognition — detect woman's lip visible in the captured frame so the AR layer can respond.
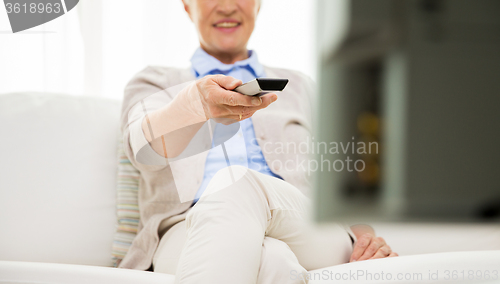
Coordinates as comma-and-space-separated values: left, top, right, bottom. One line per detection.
213, 18, 240, 25
213, 24, 241, 33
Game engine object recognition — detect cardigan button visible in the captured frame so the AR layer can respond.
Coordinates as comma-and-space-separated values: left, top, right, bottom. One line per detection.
260, 133, 266, 140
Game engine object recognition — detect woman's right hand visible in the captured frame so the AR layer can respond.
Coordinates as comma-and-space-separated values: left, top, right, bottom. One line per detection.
192, 74, 278, 123
141, 74, 277, 158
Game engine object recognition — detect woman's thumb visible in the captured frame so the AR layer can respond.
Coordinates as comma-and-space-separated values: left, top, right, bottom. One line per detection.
212, 75, 242, 90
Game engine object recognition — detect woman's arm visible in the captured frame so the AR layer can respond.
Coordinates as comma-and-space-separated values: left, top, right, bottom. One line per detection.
349, 224, 398, 262
140, 75, 277, 158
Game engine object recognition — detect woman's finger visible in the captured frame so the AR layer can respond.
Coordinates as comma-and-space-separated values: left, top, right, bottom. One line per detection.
215, 87, 278, 108
212, 110, 256, 124
388, 252, 399, 257
217, 90, 263, 107
213, 116, 240, 125
199, 75, 267, 107
369, 245, 391, 259
259, 93, 278, 105
350, 233, 373, 262
225, 105, 253, 116
225, 94, 277, 116
198, 78, 257, 107
210, 74, 242, 91
357, 237, 386, 261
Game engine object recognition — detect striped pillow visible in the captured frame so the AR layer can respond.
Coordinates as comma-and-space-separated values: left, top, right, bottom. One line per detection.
111, 138, 141, 267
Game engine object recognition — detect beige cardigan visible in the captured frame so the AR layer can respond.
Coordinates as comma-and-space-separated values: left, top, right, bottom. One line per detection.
119, 65, 315, 270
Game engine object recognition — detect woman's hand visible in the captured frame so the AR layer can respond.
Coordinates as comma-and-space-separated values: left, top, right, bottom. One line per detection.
193, 74, 277, 123
349, 225, 398, 262
141, 74, 277, 158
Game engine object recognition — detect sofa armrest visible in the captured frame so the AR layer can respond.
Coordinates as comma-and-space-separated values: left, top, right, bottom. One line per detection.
0, 261, 175, 284
307, 250, 500, 283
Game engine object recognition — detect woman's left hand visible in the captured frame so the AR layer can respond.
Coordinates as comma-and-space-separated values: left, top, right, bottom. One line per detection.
349, 226, 398, 262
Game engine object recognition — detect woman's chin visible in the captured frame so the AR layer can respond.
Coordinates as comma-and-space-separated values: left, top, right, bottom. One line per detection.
213, 41, 247, 55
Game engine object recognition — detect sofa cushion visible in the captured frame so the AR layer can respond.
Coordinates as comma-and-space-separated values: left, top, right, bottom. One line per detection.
111, 139, 141, 267
0, 93, 120, 266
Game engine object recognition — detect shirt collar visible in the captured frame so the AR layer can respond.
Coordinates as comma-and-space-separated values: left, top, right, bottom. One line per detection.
190, 47, 265, 78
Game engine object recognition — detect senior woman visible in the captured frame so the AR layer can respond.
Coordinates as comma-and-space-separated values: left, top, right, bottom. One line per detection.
119, 0, 397, 283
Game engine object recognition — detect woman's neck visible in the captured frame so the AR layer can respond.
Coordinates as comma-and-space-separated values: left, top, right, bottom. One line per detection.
201, 46, 249, 64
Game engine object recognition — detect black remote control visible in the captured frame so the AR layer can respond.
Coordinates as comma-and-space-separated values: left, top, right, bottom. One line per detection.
234, 78, 289, 96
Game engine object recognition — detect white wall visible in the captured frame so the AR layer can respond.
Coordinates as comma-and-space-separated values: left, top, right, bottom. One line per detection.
0, 3, 84, 96
0, 0, 316, 100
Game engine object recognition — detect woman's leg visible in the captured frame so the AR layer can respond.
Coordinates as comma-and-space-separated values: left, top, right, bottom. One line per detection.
153, 220, 187, 275
257, 237, 308, 284
174, 165, 353, 284
154, 223, 308, 284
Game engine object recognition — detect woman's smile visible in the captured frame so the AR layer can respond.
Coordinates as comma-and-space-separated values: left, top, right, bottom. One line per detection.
213, 18, 242, 33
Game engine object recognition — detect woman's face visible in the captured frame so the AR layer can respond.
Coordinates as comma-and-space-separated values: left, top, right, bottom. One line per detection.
184, 0, 260, 58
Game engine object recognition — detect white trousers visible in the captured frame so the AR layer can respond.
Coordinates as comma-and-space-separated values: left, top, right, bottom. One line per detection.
153, 166, 354, 284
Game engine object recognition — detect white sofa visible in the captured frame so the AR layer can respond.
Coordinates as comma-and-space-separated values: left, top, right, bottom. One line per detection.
1, 93, 499, 283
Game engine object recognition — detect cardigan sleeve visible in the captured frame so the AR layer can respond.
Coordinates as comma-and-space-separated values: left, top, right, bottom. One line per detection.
121, 66, 192, 172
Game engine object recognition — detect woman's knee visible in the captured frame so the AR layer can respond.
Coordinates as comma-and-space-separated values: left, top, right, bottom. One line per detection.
186, 166, 272, 229
197, 165, 265, 204
204, 165, 253, 194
